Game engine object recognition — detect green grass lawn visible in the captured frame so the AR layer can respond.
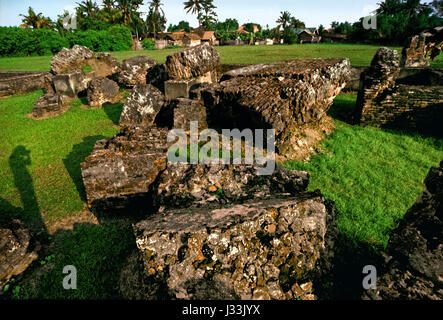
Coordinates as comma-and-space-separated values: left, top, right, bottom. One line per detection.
2, 43, 441, 72
0, 44, 442, 299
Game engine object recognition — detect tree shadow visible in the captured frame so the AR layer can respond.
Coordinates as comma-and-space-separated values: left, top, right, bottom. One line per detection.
63, 136, 107, 202
103, 102, 123, 126
7, 146, 47, 236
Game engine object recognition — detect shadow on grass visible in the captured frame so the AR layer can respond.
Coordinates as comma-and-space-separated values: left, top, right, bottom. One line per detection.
63, 136, 107, 202
327, 95, 358, 125
3, 146, 47, 237
103, 102, 123, 126
4, 220, 138, 300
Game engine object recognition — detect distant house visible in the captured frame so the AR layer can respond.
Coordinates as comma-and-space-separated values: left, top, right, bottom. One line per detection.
166, 32, 186, 46
200, 31, 217, 45
183, 33, 202, 47
297, 29, 321, 44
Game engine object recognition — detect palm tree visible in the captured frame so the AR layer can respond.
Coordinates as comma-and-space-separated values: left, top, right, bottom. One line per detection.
290, 17, 305, 30
376, 0, 403, 15
20, 7, 52, 29
146, 0, 166, 39
76, 0, 99, 17
102, 0, 115, 10
116, 0, 143, 27
149, 0, 165, 16
276, 11, 292, 31
184, 0, 204, 15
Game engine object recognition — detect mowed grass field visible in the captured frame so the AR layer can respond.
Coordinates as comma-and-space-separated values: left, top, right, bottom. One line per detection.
1, 43, 443, 71
0, 44, 442, 299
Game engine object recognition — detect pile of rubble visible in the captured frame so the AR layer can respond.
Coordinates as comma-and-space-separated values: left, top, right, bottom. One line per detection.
73, 43, 352, 299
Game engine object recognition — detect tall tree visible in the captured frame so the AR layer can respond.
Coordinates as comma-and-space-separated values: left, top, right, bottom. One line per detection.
198, 0, 217, 29
276, 11, 292, 31
116, 0, 143, 27
20, 7, 52, 29
76, 0, 99, 18
184, 0, 204, 15
146, 0, 166, 38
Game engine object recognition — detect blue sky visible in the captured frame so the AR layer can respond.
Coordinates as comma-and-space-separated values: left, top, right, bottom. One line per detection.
0, 0, 383, 29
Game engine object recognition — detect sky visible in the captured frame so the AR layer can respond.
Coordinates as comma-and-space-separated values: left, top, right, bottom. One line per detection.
0, 0, 384, 29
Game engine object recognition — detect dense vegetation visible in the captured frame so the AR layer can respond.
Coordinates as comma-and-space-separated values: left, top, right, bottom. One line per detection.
0, 26, 132, 57
329, 0, 442, 44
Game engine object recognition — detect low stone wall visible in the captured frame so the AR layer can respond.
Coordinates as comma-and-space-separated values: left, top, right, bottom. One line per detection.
358, 84, 443, 133
0, 71, 49, 97
356, 47, 443, 136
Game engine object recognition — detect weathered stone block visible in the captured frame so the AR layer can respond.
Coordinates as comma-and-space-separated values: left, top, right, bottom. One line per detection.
120, 84, 166, 126
134, 192, 336, 300
87, 77, 120, 108
32, 93, 63, 118
151, 163, 310, 210
0, 220, 39, 290
118, 56, 158, 88
53, 69, 89, 100
165, 79, 198, 99
51, 45, 95, 75
80, 125, 172, 213
173, 98, 208, 130
198, 58, 350, 159
166, 43, 221, 80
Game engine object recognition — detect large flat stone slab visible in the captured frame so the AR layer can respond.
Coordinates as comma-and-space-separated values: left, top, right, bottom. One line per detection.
134, 192, 336, 300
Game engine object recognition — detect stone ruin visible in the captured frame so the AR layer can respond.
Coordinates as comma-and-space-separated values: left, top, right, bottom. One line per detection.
32, 45, 123, 118
0, 220, 39, 290
75, 43, 353, 299
401, 26, 443, 69
363, 161, 443, 300
356, 47, 443, 136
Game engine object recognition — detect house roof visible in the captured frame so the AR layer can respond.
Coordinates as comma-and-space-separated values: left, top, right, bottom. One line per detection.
201, 31, 215, 40
184, 33, 201, 41
168, 32, 185, 41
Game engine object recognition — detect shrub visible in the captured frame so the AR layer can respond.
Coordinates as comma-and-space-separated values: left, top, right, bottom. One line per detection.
0, 26, 133, 57
142, 39, 156, 50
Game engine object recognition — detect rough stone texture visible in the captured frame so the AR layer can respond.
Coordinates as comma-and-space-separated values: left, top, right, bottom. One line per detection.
151, 163, 310, 210
51, 45, 95, 75
401, 27, 443, 68
146, 63, 169, 91
166, 43, 221, 80
356, 48, 443, 136
50, 45, 121, 77
53, 69, 89, 101
363, 161, 443, 300
134, 192, 336, 300
165, 79, 199, 99
119, 84, 166, 126
401, 34, 430, 68
173, 98, 208, 130
87, 77, 120, 108
0, 71, 49, 97
32, 93, 63, 118
198, 58, 350, 155
0, 220, 39, 290
81, 125, 172, 213
118, 56, 158, 88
